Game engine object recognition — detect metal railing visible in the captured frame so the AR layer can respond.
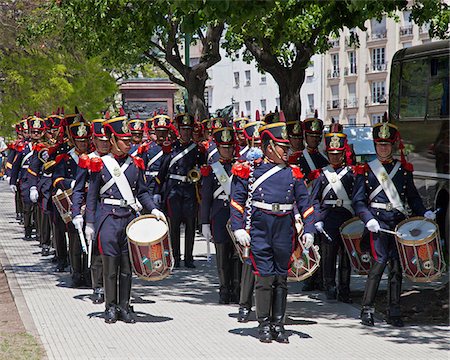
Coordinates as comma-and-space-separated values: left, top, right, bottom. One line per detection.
327, 69, 340, 79
400, 25, 413, 37
365, 95, 387, 106
365, 61, 388, 73
327, 99, 341, 110
344, 66, 357, 76
367, 31, 387, 41
344, 98, 358, 108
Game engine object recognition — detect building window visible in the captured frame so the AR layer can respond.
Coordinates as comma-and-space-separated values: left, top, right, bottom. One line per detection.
331, 85, 340, 108
233, 102, 240, 116
348, 115, 356, 125
245, 70, 251, 86
372, 47, 386, 71
371, 81, 386, 104
260, 99, 267, 115
307, 94, 315, 114
245, 101, 251, 116
276, 97, 280, 109
371, 113, 383, 125
370, 17, 386, 39
331, 54, 340, 76
348, 51, 357, 74
233, 72, 240, 88
403, 42, 412, 48
347, 83, 357, 107
260, 73, 267, 84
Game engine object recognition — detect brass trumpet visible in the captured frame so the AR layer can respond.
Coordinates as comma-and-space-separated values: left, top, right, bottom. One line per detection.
187, 167, 202, 183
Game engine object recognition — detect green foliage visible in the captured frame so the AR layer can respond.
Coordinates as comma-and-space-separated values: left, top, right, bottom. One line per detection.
0, 50, 117, 128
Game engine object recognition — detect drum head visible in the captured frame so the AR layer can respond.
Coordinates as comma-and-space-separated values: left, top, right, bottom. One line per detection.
397, 218, 437, 243
341, 218, 364, 236
127, 216, 167, 244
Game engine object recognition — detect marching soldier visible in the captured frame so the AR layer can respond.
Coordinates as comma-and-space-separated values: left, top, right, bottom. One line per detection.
232, 114, 250, 160
286, 119, 304, 164
128, 115, 145, 156
72, 118, 111, 304
201, 126, 240, 304
206, 118, 229, 164
84, 112, 163, 324
155, 113, 206, 268
230, 120, 316, 343
52, 117, 91, 287
310, 122, 354, 302
299, 113, 328, 292
353, 119, 435, 327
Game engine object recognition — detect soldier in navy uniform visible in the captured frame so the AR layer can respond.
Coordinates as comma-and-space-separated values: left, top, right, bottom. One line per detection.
201, 127, 240, 304
155, 113, 206, 268
128, 116, 145, 156
299, 114, 328, 292
232, 115, 249, 160
286, 119, 304, 165
72, 118, 111, 304
206, 118, 229, 164
230, 121, 316, 343
353, 120, 435, 327
53, 118, 91, 287
84, 113, 164, 324
10, 116, 45, 240
310, 122, 354, 302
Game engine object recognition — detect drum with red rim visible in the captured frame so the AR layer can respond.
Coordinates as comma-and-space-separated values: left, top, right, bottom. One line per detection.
52, 189, 74, 224
126, 215, 173, 281
288, 241, 321, 282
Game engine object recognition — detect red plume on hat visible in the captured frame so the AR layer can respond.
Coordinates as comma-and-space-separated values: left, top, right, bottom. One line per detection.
255, 110, 260, 121
279, 110, 286, 123
241, 111, 244, 117
60, 107, 64, 115
119, 108, 126, 117
104, 111, 110, 120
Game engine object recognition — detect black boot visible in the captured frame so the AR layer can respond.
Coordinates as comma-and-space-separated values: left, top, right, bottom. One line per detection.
361, 262, 386, 311
255, 275, 275, 343
337, 246, 352, 303
237, 306, 251, 323
386, 259, 403, 327
103, 255, 121, 324
92, 288, 105, 305
117, 254, 136, 324
71, 272, 83, 288
360, 307, 375, 326
215, 243, 231, 304
271, 276, 289, 344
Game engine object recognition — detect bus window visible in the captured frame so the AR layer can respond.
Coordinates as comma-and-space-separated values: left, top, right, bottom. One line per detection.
427, 56, 449, 119
399, 58, 428, 120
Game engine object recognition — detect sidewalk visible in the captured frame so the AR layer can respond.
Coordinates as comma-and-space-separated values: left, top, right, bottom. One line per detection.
0, 182, 448, 360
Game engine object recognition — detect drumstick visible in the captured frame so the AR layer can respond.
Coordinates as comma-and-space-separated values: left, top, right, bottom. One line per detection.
76, 227, 88, 254
206, 234, 211, 262
322, 229, 333, 242
87, 238, 92, 268
409, 208, 440, 236
379, 228, 406, 238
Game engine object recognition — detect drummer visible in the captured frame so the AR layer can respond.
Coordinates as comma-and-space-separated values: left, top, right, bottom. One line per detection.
310, 121, 354, 303
353, 116, 435, 327
84, 109, 165, 324
230, 118, 316, 343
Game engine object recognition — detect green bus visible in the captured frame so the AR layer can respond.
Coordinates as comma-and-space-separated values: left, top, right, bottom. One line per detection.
389, 40, 449, 249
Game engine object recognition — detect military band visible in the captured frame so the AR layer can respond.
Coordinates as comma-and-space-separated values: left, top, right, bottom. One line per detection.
4, 106, 441, 339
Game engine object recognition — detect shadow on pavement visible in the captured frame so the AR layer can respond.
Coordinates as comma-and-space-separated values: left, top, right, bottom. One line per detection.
86, 310, 173, 324
229, 327, 312, 341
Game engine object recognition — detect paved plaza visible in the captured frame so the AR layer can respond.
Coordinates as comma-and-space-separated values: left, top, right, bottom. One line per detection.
0, 182, 448, 359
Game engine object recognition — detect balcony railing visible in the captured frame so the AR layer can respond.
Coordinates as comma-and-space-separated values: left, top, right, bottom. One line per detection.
327, 69, 340, 79
400, 25, 413, 37
327, 99, 341, 110
365, 95, 387, 106
344, 98, 358, 108
329, 39, 340, 48
419, 24, 430, 36
344, 66, 357, 76
365, 61, 388, 73
367, 31, 387, 41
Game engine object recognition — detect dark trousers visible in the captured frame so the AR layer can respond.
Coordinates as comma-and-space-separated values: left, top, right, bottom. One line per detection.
67, 230, 88, 277
15, 187, 23, 215
169, 215, 196, 263
215, 242, 241, 301
322, 237, 351, 296
239, 262, 255, 309
39, 211, 52, 247
53, 213, 67, 265
23, 202, 35, 237
91, 253, 103, 290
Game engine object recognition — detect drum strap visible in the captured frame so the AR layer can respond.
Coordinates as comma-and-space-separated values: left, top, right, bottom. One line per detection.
147, 150, 163, 168
169, 142, 196, 169
130, 149, 138, 157
322, 166, 354, 215
207, 147, 218, 162
68, 148, 79, 166
368, 159, 406, 215
100, 155, 132, 196
211, 161, 232, 198
21, 144, 34, 167
251, 164, 285, 192
302, 149, 317, 172
239, 145, 249, 157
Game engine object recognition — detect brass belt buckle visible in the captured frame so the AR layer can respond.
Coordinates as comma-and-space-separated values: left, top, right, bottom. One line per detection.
272, 203, 280, 211
336, 199, 343, 207
386, 203, 393, 211
120, 199, 127, 207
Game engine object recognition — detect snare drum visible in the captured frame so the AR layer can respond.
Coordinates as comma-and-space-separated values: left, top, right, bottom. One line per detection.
288, 241, 321, 282
126, 215, 174, 281
340, 217, 373, 275
52, 189, 73, 224
395, 217, 446, 282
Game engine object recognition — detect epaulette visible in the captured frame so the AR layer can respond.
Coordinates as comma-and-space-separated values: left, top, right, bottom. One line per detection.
55, 153, 69, 164
307, 168, 321, 181
33, 143, 46, 152
231, 161, 250, 179
89, 157, 103, 172
353, 163, 368, 175
401, 160, 414, 172
78, 154, 90, 169
201, 140, 210, 151
200, 164, 212, 177
15, 142, 25, 153
162, 141, 171, 154
290, 165, 304, 179
132, 156, 145, 170
197, 142, 208, 154
137, 142, 149, 155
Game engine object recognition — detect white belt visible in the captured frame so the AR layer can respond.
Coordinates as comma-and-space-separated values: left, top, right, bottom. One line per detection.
217, 194, 229, 201
22, 165, 29, 169
323, 199, 352, 207
43, 173, 52, 178
102, 198, 137, 208
169, 174, 188, 182
252, 201, 294, 212
145, 171, 158, 176
370, 202, 396, 211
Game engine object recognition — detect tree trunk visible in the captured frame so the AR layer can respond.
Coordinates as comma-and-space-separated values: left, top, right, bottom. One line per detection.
185, 69, 208, 120
277, 68, 305, 121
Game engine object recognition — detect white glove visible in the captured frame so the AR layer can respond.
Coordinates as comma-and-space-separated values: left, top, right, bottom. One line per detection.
202, 224, 212, 239
151, 208, 167, 222
153, 194, 161, 205
234, 229, 250, 247
314, 221, 324, 233
85, 223, 95, 242
72, 215, 84, 230
55, 189, 63, 195
302, 233, 314, 249
2, 175, 7, 181
10, 184, 17, 193
41, 150, 49, 162
30, 186, 39, 203
70, 180, 76, 189
424, 210, 436, 221
366, 218, 380, 233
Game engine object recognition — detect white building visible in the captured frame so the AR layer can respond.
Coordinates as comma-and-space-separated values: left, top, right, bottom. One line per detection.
204, 45, 324, 120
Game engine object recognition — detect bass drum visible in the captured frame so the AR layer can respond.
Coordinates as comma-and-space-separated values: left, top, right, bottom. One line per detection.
126, 215, 174, 281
